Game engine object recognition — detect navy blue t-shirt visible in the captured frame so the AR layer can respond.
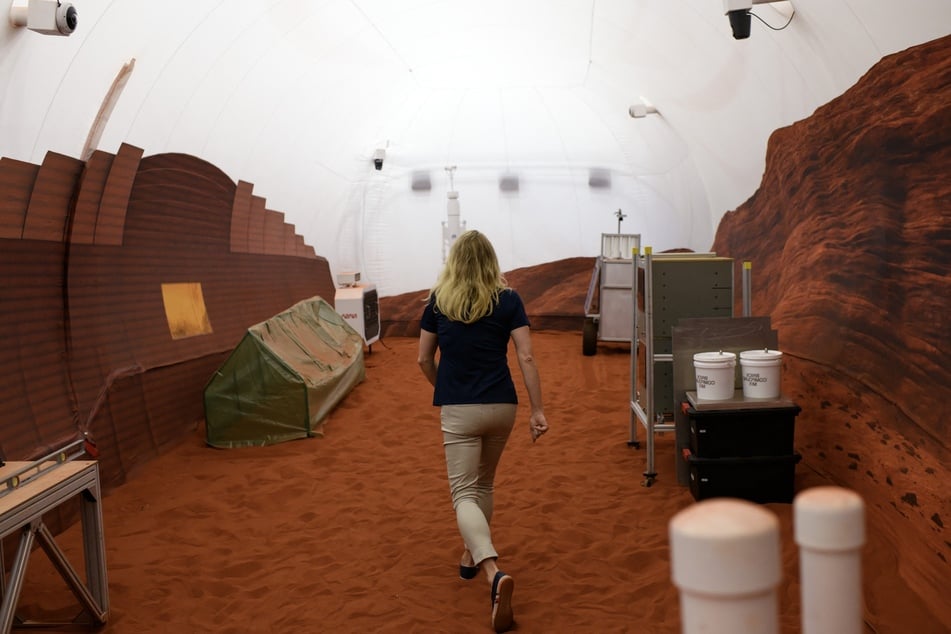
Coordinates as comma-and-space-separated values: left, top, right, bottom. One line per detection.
420, 289, 530, 406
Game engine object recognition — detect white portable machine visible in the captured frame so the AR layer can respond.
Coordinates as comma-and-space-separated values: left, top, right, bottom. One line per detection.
334, 271, 380, 347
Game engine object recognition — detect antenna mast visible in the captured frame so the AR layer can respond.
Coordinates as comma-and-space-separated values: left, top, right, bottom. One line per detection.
615, 208, 627, 234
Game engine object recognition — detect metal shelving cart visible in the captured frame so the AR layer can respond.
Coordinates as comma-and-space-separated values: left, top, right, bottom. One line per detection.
582, 233, 641, 355
630, 248, 734, 486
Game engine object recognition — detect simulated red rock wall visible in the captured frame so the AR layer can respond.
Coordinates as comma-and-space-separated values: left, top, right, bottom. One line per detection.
714, 36, 950, 449
379, 256, 594, 338
712, 34, 950, 621
0, 145, 334, 492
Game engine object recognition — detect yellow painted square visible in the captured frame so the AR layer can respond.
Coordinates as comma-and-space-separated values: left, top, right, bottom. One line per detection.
161, 283, 213, 339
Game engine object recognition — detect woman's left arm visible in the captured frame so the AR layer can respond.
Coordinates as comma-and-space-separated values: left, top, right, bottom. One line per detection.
511, 325, 548, 441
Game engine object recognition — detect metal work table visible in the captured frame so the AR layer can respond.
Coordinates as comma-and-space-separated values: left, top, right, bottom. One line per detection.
0, 455, 109, 631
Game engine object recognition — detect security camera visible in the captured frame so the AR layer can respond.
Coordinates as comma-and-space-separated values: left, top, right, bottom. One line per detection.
9, 0, 78, 36
726, 9, 751, 39
372, 148, 385, 171
723, 0, 791, 40
723, 0, 753, 39
55, 1, 78, 34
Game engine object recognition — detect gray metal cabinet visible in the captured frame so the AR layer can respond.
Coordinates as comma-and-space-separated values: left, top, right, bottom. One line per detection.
630, 250, 734, 486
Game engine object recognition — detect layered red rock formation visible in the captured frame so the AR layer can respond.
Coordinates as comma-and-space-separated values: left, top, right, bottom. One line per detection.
714, 34, 950, 449
379, 255, 595, 337
711, 33, 951, 620
0, 146, 334, 493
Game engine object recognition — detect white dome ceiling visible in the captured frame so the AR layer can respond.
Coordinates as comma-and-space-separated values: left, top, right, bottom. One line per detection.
2, 0, 949, 295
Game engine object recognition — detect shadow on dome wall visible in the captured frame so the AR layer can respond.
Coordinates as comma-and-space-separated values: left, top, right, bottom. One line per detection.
0, 144, 334, 511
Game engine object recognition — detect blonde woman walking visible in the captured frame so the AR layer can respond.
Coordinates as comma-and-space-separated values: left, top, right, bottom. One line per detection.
418, 230, 549, 632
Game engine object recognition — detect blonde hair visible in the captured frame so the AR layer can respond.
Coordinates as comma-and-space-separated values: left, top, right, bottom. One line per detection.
428, 230, 508, 324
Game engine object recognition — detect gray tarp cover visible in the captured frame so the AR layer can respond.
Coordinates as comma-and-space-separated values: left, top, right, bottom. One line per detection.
204, 296, 366, 448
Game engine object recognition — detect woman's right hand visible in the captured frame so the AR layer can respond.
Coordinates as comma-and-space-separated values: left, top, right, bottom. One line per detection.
530, 412, 548, 442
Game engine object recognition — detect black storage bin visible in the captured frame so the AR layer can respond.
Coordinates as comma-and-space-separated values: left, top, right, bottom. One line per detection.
687, 404, 800, 458
685, 451, 801, 504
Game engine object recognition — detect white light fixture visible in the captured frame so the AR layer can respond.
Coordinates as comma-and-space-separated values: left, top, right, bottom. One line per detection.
411, 171, 431, 191
9, 0, 78, 36
628, 96, 659, 119
498, 173, 519, 193
588, 168, 611, 189
628, 104, 657, 118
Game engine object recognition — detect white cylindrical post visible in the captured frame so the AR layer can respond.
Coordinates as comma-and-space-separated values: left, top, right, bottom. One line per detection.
794, 486, 865, 634
670, 499, 781, 634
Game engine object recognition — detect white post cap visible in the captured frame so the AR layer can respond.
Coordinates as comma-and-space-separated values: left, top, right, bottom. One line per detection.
670, 498, 781, 595
794, 486, 865, 551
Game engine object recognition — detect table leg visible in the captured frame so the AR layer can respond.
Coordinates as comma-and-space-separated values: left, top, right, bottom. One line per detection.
0, 524, 36, 634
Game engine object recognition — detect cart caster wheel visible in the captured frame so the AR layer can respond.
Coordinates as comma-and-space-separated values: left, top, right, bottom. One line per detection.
582, 317, 597, 356
641, 477, 654, 488
627, 440, 641, 449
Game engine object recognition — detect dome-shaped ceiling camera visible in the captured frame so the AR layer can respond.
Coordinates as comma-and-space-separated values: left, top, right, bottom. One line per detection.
722, 0, 795, 41
9, 0, 78, 36
56, 2, 79, 35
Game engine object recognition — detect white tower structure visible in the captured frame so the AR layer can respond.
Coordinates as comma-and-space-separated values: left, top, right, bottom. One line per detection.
442, 166, 466, 262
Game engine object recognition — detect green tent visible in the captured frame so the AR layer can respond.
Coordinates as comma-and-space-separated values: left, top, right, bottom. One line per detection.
204, 296, 366, 448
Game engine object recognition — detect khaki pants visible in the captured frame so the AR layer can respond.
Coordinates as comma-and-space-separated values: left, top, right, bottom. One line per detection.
441, 403, 517, 566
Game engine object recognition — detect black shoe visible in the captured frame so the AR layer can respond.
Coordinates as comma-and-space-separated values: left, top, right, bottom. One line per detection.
490, 571, 514, 632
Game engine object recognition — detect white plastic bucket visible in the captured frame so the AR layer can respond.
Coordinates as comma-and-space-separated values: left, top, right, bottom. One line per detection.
693, 351, 737, 401
740, 349, 783, 399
